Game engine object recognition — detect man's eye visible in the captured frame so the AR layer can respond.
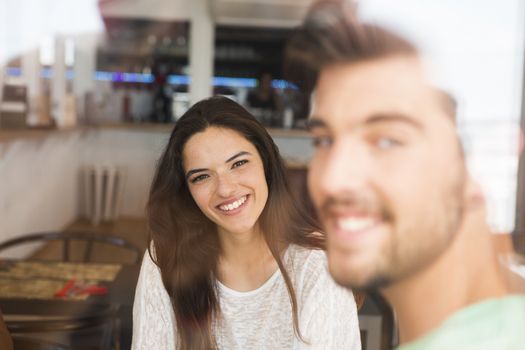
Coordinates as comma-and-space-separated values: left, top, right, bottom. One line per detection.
312, 136, 333, 149
232, 159, 248, 168
376, 137, 402, 149
190, 174, 209, 183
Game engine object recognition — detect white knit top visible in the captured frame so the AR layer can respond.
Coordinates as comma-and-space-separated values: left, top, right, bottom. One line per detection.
132, 244, 361, 349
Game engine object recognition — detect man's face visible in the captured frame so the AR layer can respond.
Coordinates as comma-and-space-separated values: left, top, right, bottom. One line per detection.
308, 55, 467, 290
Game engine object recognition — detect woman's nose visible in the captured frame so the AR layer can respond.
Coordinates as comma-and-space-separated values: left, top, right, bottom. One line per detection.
216, 174, 237, 198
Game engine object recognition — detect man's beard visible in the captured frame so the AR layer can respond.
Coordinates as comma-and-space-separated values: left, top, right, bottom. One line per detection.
321, 171, 466, 292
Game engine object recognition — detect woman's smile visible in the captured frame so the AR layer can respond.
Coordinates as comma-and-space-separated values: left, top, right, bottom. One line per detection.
183, 127, 269, 235
217, 194, 250, 215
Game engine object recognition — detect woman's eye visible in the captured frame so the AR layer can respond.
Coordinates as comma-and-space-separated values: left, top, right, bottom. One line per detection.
312, 135, 333, 149
190, 174, 209, 183
376, 137, 402, 149
232, 159, 248, 168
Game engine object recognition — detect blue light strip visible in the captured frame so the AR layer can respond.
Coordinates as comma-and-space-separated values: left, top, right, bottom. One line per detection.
5, 68, 74, 79
94, 72, 281, 88
5, 69, 296, 89
272, 79, 297, 90
213, 77, 256, 88
93, 71, 114, 81
168, 75, 190, 85
93, 71, 154, 83
41, 68, 53, 78
6, 67, 22, 77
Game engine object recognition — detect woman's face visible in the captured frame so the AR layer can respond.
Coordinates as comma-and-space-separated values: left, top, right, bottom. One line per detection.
182, 126, 269, 237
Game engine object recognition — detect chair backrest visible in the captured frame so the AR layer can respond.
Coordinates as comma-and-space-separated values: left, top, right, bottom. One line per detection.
6, 303, 120, 350
11, 335, 71, 350
0, 231, 142, 264
358, 292, 396, 350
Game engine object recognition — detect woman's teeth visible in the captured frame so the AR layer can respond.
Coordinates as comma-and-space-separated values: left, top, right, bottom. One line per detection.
219, 196, 247, 211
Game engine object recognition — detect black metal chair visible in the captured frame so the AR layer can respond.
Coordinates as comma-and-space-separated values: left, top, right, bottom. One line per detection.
5, 302, 120, 350
358, 292, 396, 350
0, 231, 142, 264
11, 335, 71, 350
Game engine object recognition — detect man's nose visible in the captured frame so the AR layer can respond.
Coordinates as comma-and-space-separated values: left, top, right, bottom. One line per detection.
316, 140, 370, 198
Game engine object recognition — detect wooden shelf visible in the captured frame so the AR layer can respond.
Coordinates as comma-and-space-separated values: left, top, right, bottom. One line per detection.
0, 127, 81, 144
0, 123, 310, 143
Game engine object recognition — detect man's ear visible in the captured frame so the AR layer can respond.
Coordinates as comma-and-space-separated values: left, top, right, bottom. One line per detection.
464, 175, 485, 211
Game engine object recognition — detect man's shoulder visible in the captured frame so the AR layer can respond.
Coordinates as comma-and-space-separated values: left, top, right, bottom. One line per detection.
398, 295, 525, 350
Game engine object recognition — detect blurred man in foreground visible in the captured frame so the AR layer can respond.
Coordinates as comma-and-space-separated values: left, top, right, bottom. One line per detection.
286, 2, 525, 349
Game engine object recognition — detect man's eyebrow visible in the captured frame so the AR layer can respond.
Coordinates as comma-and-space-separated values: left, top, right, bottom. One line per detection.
365, 113, 423, 129
306, 117, 328, 130
226, 151, 251, 163
307, 113, 422, 131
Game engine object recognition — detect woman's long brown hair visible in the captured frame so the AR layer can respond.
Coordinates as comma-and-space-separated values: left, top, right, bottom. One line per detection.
147, 96, 324, 349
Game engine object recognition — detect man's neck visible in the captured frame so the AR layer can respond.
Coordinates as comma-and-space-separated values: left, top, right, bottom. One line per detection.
383, 217, 509, 345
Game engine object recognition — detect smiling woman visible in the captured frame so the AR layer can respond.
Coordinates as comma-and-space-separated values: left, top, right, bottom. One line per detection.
131, 96, 361, 350
183, 127, 269, 238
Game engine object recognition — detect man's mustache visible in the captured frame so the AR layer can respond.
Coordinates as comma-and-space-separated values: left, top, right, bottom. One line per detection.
319, 192, 394, 222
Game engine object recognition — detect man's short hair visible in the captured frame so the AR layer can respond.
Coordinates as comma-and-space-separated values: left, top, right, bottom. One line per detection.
284, 1, 456, 119
285, 1, 417, 92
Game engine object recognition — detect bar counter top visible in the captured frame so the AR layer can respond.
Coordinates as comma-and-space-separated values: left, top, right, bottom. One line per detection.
0, 122, 311, 144
0, 122, 313, 168
85, 122, 312, 138
0, 126, 79, 143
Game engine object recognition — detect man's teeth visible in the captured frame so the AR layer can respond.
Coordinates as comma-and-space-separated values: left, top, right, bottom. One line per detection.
219, 196, 247, 211
338, 217, 376, 232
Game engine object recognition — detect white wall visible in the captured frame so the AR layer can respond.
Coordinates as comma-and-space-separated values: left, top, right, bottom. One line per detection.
82, 130, 313, 217
80, 129, 170, 217
0, 133, 83, 256
0, 128, 313, 256
0, 129, 165, 257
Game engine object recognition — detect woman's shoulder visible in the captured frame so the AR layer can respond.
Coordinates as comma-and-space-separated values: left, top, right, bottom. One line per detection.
137, 248, 163, 284
286, 240, 326, 265
285, 242, 328, 281
285, 243, 357, 309
134, 248, 173, 316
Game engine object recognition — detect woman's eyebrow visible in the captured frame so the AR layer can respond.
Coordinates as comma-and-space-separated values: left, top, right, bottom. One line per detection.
185, 151, 252, 180
186, 168, 208, 180
225, 151, 251, 163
